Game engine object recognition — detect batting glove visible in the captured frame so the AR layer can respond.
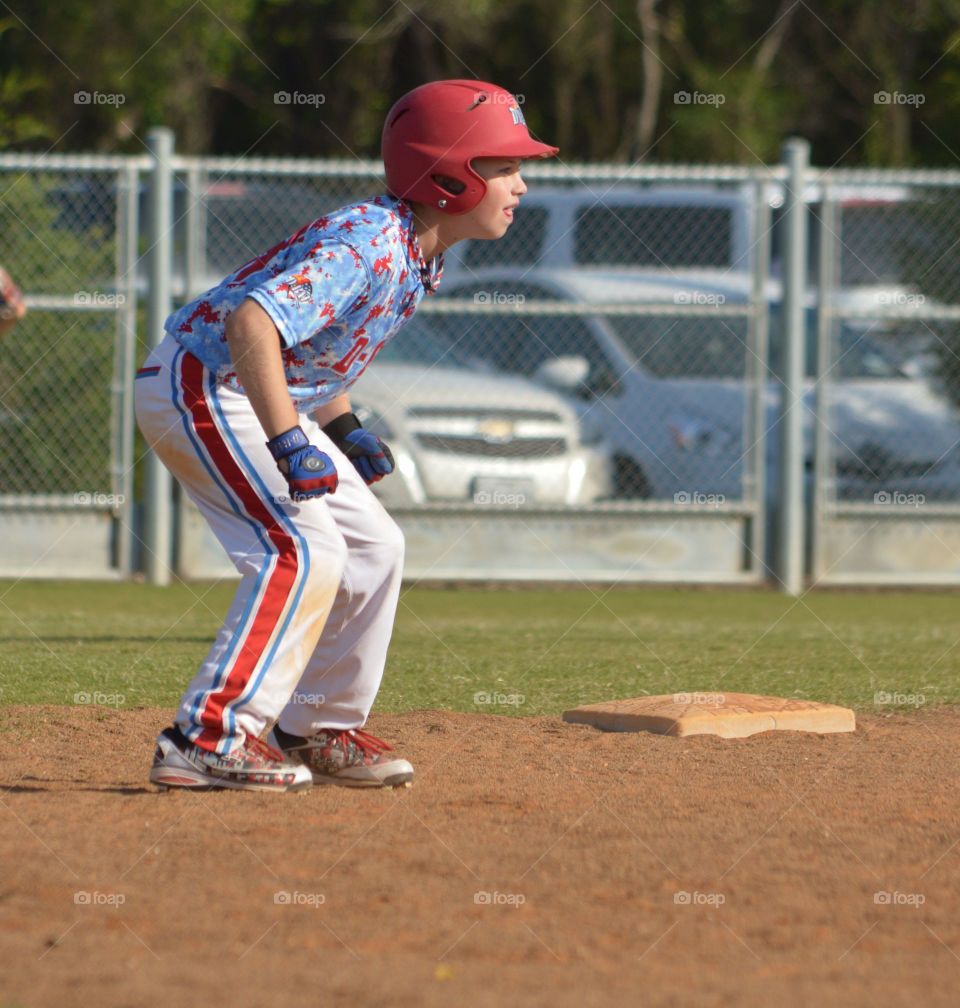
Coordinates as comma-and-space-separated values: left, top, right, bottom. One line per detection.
266, 425, 338, 501
323, 412, 395, 485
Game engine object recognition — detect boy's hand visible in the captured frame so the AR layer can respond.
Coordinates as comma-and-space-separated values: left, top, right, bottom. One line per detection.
267, 426, 338, 501
322, 413, 395, 485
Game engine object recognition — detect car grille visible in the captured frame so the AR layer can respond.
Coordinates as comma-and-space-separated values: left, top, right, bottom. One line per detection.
416, 435, 567, 458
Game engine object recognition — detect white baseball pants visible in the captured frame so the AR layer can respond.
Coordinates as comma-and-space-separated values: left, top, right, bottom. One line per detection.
134, 334, 405, 755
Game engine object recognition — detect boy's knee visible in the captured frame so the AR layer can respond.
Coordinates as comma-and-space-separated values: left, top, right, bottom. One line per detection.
302, 529, 349, 584
378, 515, 405, 563
363, 513, 405, 578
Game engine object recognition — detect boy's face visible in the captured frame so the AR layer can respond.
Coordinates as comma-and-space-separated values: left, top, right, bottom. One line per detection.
463, 157, 527, 240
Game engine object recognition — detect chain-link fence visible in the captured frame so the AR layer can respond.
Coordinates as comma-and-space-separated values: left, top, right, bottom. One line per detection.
167, 157, 773, 581
179, 162, 772, 503
0, 155, 141, 577
6, 143, 960, 583
809, 171, 960, 582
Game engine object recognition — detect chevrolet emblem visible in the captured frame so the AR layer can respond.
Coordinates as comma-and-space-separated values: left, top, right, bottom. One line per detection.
477, 419, 515, 442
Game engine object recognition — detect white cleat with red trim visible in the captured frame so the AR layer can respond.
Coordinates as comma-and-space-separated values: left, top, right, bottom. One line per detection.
269, 726, 414, 788
150, 726, 313, 792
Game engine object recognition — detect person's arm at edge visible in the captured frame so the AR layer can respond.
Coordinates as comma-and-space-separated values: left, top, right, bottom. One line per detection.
0, 267, 26, 341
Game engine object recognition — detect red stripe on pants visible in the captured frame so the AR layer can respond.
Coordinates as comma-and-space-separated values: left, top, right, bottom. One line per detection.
180, 352, 300, 750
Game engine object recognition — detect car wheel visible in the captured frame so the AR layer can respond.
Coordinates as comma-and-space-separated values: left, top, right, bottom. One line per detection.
612, 455, 653, 499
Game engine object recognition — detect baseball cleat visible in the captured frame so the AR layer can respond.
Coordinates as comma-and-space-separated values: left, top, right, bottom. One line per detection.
149, 725, 313, 793
269, 725, 414, 788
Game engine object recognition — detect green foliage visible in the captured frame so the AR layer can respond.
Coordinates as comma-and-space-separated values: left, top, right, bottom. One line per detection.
0, 172, 117, 492
4, 0, 960, 164
0, 172, 115, 293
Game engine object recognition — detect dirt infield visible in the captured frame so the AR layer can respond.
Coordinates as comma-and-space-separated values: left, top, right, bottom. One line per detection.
2, 705, 960, 1007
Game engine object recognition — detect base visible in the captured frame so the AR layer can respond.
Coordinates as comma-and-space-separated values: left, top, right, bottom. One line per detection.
562, 692, 856, 738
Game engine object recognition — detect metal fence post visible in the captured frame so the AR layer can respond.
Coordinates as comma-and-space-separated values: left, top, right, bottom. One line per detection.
144, 127, 175, 585
114, 161, 140, 576
777, 138, 810, 595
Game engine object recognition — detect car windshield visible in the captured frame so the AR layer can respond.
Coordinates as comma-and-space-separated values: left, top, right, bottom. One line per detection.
831, 325, 905, 379
375, 317, 470, 369
608, 315, 748, 378
583, 306, 905, 380
434, 282, 617, 377
574, 204, 735, 267
768, 309, 904, 379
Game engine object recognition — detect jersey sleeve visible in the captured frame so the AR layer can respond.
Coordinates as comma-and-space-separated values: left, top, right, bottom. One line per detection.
245, 238, 372, 349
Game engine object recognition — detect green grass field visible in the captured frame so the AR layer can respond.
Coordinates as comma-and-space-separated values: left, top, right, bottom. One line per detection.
0, 580, 954, 716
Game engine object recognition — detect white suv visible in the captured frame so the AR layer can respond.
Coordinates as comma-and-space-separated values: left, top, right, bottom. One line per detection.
430, 270, 752, 500
432, 269, 960, 503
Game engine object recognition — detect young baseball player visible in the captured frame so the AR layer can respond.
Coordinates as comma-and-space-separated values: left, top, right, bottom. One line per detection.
135, 79, 558, 792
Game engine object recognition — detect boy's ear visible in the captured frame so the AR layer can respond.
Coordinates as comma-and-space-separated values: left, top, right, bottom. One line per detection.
432, 174, 466, 195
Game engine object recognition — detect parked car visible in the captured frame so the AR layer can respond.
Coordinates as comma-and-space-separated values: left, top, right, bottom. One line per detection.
348, 315, 612, 507
442, 185, 755, 279
429, 270, 749, 500
431, 269, 960, 503
444, 179, 922, 287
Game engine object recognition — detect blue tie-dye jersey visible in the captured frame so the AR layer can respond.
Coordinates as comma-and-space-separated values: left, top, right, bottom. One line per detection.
166, 195, 444, 413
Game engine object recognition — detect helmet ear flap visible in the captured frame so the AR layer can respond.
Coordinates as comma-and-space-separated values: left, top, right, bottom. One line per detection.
433, 174, 467, 196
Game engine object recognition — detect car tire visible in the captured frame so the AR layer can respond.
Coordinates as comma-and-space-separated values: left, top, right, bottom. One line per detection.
612, 455, 652, 499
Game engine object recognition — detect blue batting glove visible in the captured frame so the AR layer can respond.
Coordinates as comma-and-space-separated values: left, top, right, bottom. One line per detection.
266, 426, 338, 501
323, 413, 395, 485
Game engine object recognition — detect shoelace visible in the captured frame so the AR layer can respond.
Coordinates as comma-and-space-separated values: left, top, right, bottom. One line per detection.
242, 734, 288, 765
323, 728, 394, 759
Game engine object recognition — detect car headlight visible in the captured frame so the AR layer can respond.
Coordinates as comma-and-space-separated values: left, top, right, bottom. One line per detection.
667, 413, 737, 454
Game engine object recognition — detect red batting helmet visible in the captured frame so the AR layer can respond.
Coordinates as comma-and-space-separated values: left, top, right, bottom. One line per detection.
381, 79, 559, 215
